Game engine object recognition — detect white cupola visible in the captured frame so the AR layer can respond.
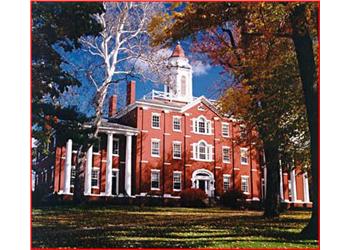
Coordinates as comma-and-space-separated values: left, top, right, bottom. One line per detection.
164, 42, 193, 102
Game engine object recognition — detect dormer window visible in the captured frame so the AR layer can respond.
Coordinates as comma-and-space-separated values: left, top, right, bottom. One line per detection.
194, 116, 211, 135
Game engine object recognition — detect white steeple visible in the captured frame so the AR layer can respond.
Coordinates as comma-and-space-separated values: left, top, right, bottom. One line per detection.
164, 42, 193, 102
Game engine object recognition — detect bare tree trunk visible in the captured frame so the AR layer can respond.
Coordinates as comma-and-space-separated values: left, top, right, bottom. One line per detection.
290, 4, 319, 240
73, 147, 87, 204
264, 143, 281, 218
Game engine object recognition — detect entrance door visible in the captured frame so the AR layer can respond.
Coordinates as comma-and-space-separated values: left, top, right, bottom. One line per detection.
112, 170, 119, 195
198, 180, 206, 192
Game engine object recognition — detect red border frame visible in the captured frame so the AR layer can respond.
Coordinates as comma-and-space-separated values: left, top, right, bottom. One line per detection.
30, 1, 321, 250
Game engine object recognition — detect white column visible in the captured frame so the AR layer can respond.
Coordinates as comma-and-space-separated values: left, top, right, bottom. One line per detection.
105, 133, 113, 196
125, 134, 132, 196
303, 172, 310, 203
63, 139, 72, 194
279, 166, 284, 200
290, 169, 297, 202
84, 146, 92, 195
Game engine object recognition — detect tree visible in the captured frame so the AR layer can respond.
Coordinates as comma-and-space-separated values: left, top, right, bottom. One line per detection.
58, 2, 168, 203
149, 1, 318, 237
32, 2, 103, 156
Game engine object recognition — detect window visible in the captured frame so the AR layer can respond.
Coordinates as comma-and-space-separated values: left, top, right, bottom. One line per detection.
222, 123, 230, 137
151, 170, 160, 190
112, 138, 119, 155
152, 113, 160, 129
223, 175, 230, 192
173, 142, 181, 159
222, 147, 231, 163
193, 140, 212, 161
173, 172, 181, 191
181, 75, 187, 96
70, 167, 75, 187
240, 148, 248, 165
241, 176, 249, 193
173, 116, 181, 131
151, 139, 160, 157
91, 168, 99, 188
194, 116, 211, 134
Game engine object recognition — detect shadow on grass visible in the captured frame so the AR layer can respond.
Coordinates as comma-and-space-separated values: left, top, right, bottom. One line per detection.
32, 205, 318, 248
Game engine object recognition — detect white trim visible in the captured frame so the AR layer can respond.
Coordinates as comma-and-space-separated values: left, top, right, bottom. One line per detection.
222, 146, 231, 163
221, 122, 230, 137
112, 137, 120, 156
172, 116, 182, 132
141, 130, 149, 133
240, 147, 249, 165
223, 174, 231, 192
91, 167, 100, 189
173, 171, 182, 191
151, 169, 161, 190
241, 175, 249, 193
151, 112, 161, 129
141, 160, 148, 163
151, 138, 161, 157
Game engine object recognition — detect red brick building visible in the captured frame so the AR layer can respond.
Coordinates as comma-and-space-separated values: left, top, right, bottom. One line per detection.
37, 44, 311, 206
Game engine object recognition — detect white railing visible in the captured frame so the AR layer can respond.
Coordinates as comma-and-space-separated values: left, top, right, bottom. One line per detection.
143, 89, 216, 104
143, 90, 183, 101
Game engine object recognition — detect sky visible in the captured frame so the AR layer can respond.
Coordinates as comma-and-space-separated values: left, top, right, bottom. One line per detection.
56, 3, 230, 117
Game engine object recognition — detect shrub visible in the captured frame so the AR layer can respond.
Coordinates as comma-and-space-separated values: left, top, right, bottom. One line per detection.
221, 189, 247, 209
180, 188, 208, 207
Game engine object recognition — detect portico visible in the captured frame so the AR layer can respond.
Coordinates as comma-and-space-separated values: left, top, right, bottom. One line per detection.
59, 121, 138, 197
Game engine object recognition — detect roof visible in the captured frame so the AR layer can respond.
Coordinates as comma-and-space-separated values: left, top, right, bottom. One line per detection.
85, 120, 139, 135
170, 43, 186, 58
113, 95, 227, 120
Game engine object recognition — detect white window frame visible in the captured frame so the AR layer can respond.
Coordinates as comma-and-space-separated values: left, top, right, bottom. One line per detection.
173, 171, 182, 191
222, 146, 231, 163
151, 138, 161, 157
173, 141, 182, 159
91, 167, 100, 189
192, 140, 213, 162
151, 113, 161, 129
193, 115, 212, 135
240, 148, 249, 165
173, 116, 181, 132
241, 175, 249, 194
222, 122, 230, 137
223, 174, 231, 192
151, 169, 160, 190
112, 138, 119, 156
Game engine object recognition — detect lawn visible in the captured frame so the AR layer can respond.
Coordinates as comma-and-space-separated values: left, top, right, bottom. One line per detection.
32, 205, 318, 248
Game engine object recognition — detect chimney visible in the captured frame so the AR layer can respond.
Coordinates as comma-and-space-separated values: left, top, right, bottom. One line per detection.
108, 95, 117, 117
126, 80, 136, 105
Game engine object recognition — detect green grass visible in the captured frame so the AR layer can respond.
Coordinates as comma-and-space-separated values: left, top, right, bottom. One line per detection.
32, 205, 318, 248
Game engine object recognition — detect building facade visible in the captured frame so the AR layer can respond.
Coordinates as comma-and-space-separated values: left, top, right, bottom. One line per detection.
36, 44, 311, 206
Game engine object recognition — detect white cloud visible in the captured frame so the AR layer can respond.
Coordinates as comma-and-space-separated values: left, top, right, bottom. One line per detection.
191, 60, 211, 76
